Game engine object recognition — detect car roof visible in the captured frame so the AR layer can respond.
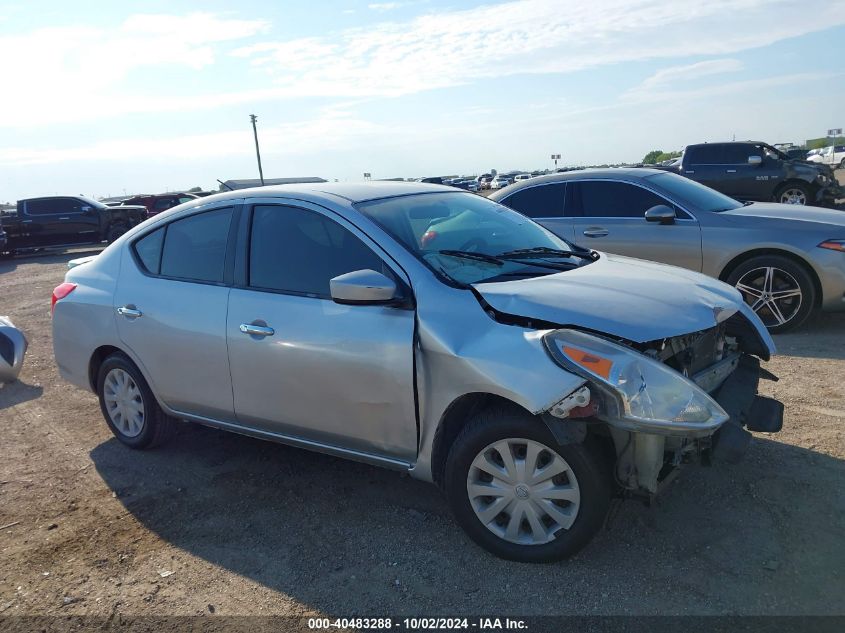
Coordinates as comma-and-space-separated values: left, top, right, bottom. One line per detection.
185, 181, 456, 206
487, 168, 668, 197
686, 141, 767, 147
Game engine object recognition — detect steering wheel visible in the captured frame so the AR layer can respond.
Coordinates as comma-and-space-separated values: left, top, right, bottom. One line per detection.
458, 237, 489, 252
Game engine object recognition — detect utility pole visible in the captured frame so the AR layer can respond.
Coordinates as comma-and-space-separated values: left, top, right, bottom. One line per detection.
250, 114, 265, 186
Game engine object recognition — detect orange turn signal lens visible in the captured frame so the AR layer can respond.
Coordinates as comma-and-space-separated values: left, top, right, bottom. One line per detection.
562, 346, 613, 379
818, 240, 845, 252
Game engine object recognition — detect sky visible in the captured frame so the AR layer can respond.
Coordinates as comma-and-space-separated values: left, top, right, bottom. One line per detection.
1, 0, 844, 201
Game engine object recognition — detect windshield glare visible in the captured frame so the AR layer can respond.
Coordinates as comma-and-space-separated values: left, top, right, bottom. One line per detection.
357, 192, 581, 285
647, 172, 743, 212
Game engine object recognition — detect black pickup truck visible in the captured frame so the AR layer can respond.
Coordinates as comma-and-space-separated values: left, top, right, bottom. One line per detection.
671, 141, 841, 206
0, 196, 146, 254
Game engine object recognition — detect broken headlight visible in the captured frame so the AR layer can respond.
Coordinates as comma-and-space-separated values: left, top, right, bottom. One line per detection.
544, 329, 728, 436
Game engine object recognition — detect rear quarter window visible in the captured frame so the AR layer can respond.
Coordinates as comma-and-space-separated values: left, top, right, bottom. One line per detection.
133, 227, 165, 274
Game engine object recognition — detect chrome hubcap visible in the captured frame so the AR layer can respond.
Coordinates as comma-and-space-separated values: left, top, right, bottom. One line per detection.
735, 266, 802, 328
467, 438, 580, 545
780, 188, 806, 205
103, 368, 145, 437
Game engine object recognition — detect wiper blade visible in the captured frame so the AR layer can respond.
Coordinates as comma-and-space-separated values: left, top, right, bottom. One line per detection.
436, 250, 503, 266
497, 246, 596, 261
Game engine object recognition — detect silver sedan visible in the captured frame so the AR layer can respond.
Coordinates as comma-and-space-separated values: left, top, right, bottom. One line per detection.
490, 169, 845, 332
52, 182, 782, 562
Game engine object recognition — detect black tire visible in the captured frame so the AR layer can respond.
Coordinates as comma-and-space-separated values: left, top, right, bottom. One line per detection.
444, 404, 611, 563
106, 224, 128, 244
725, 255, 816, 334
96, 352, 176, 449
773, 182, 811, 205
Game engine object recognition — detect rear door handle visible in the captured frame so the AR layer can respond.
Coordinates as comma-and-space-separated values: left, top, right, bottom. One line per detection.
582, 228, 609, 238
240, 323, 275, 337
117, 306, 143, 318
59, 216, 71, 220
726, 169, 737, 173
684, 170, 695, 174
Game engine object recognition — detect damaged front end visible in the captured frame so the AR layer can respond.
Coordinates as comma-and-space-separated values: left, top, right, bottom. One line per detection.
541, 313, 783, 497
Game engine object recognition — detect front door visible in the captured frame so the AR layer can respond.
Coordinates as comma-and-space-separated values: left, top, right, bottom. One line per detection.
564, 180, 703, 272
226, 202, 417, 461
114, 205, 237, 421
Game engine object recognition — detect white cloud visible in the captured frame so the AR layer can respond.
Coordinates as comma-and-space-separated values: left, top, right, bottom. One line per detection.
368, 2, 402, 10
234, 0, 845, 98
0, 12, 269, 126
636, 59, 744, 92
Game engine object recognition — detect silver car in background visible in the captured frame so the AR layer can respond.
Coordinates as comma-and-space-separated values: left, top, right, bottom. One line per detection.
52, 182, 783, 562
491, 169, 845, 332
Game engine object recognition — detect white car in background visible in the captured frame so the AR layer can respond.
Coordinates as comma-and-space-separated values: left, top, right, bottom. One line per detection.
489, 175, 512, 189
807, 146, 845, 169
514, 174, 532, 182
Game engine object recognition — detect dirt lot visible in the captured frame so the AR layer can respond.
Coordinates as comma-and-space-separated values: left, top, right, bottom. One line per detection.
0, 249, 844, 618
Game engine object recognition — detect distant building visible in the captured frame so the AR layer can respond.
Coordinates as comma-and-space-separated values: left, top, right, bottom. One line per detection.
220, 177, 327, 191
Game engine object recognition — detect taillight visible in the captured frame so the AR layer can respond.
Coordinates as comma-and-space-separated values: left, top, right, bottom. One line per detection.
420, 230, 438, 247
51, 282, 77, 315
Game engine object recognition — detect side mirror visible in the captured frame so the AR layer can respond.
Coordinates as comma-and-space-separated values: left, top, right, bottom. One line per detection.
644, 204, 676, 224
748, 155, 762, 166
330, 269, 397, 305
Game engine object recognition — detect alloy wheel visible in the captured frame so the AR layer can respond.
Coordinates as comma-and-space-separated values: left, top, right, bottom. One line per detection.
735, 266, 803, 328
779, 188, 807, 205
467, 438, 581, 545
103, 368, 145, 437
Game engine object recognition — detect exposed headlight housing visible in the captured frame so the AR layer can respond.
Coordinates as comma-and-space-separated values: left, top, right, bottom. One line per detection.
816, 174, 831, 185
544, 329, 728, 436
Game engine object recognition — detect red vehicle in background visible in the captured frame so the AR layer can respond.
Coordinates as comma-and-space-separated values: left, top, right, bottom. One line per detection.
121, 193, 199, 217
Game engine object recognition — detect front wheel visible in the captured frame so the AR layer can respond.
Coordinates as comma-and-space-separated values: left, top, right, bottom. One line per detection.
726, 255, 816, 333
444, 405, 611, 562
774, 182, 811, 205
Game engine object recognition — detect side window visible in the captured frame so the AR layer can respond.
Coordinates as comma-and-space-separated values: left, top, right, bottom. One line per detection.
133, 227, 165, 274
575, 181, 672, 219
686, 145, 723, 165
159, 207, 233, 283
153, 198, 174, 212
500, 183, 565, 219
26, 199, 62, 215
723, 144, 753, 164
249, 205, 387, 298
178, 196, 194, 204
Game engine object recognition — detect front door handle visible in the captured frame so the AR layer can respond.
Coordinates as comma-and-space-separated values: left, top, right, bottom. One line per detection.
684, 170, 695, 174
117, 306, 143, 318
725, 169, 737, 173
582, 228, 609, 238
59, 216, 71, 220
240, 323, 275, 337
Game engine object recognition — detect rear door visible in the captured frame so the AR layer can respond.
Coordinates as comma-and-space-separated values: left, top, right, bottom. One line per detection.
226, 201, 417, 461
21, 198, 66, 246
497, 182, 575, 241
566, 180, 703, 271
114, 203, 238, 421
682, 145, 725, 193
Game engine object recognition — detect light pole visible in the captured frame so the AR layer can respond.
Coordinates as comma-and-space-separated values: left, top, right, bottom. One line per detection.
551, 153, 561, 171
250, 114, 265, 186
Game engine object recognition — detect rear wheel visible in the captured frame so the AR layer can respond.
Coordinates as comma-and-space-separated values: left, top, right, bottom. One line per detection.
444, 405, 611, 562
774, 182, 811, 205
96, 353, 175, 449
726, 255, 816, 333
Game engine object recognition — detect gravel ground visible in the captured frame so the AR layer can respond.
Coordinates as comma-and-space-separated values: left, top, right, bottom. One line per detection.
0, 247, 843, 618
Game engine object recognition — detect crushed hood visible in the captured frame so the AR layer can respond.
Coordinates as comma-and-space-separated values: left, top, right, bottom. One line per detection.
474, 253, 757, 343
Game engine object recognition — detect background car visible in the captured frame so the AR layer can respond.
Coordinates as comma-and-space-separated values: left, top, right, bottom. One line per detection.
514, 174, 532, 181
674, 142, 840, 206
121, 192, 199, 217
491, 168, 845, 332
489, 175, 512, 189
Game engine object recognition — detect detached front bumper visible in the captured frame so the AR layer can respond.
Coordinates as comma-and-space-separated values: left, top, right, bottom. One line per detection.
711, 354, 783, 463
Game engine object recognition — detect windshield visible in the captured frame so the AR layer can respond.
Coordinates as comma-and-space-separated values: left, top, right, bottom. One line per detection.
646, 172, 743, 212
357, 192, 590, 285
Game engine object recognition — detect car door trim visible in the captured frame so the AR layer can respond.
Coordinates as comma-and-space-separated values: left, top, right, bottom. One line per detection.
165, 401, 413, 472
